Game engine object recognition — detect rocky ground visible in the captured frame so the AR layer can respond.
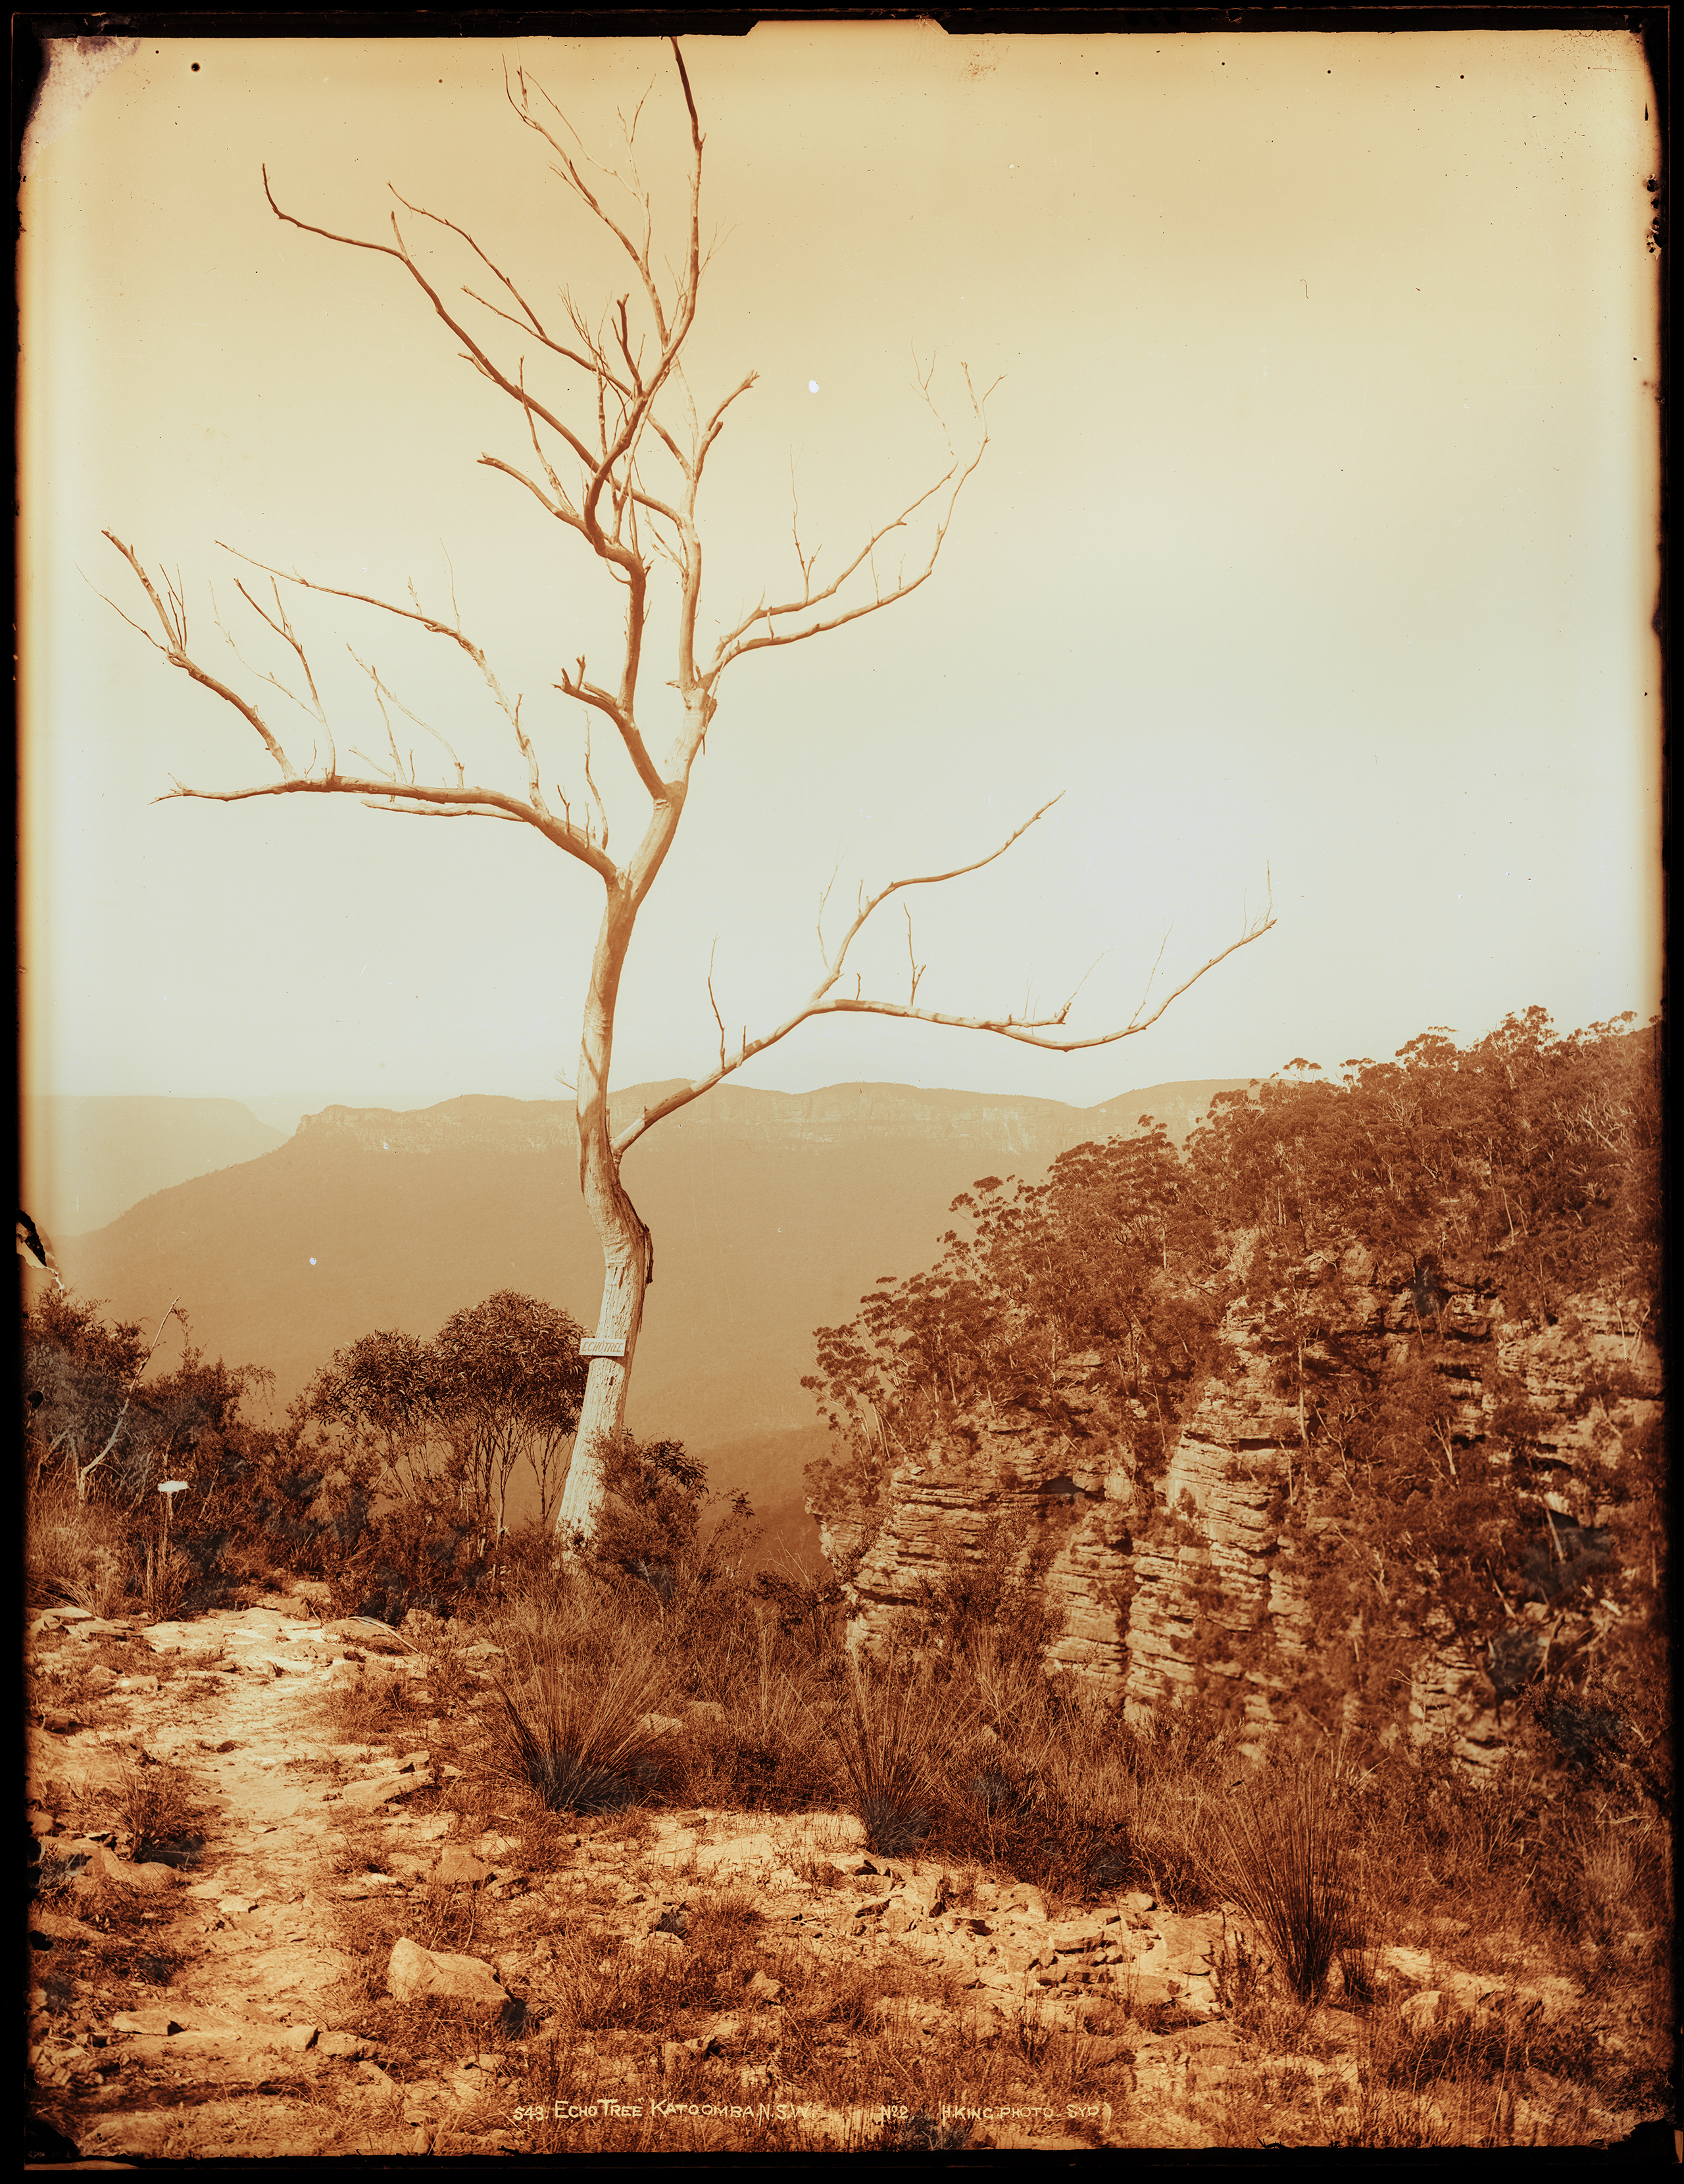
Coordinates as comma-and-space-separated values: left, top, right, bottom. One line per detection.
25, 1588, 1658, 2156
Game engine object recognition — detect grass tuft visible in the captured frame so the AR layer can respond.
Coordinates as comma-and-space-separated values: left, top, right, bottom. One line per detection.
134, 1540, 192, 1624
833, 1657, 958, 1857
491, 1585, 672, 1815
116, 1755, 207, 1866
1210, 1755, 1362, 2004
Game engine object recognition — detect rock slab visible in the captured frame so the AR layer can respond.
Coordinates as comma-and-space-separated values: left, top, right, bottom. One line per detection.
387, 1936, 510, 2021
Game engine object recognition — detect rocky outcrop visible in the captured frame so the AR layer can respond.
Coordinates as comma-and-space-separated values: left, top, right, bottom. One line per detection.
386, 1937, 511, 2023
820, 1259, 1660, 1769
835, 1355, 1140, 1686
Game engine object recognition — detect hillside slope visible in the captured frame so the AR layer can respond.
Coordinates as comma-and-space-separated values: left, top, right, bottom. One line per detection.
51, 1079, 1247, 1509
22, 1098, 284, 1238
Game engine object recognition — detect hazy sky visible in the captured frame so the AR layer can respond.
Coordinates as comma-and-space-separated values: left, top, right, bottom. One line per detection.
21, 26, 1661, 1137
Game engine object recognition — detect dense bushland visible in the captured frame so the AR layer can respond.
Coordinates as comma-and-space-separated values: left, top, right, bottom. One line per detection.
22, 1286, 592, 1622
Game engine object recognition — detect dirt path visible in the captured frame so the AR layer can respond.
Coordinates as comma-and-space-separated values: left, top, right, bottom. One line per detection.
28, 1597, 466, 2158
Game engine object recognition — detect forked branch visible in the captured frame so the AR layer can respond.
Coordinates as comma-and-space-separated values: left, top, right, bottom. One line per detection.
706, 366, 998, 687
101, 535, 297, 780
103, 536, 616, 880
611, 806, 1275, 1155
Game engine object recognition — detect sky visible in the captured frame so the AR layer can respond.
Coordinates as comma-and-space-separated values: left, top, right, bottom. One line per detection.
20, 25, 1662, 1142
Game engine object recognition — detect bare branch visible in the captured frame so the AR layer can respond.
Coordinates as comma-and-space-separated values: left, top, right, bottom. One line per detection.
706, 938, 727, 1073
75, 1295, 181, 1503
818, 795, 1065, 989
806, 909, 1276, 1051
362, 798, 526, 825
461, 281, 621, 384
553, 654, 666, 802
206, 582, 340, 780
705, 368, 995, 683
617, 907, 1274, 1157
105, 535, 298, 779
387, 185, 616, 381
232, 575, 324, 711
218, 543, 566, 813
815, 854, 845, 973
80, 568, 172, 654
262, 164, 606, 483
693, 370, 758, 481
610, 810, 1274, 1155
347, 646, 466, 785
904, 902, 925, 1007
155, 769, 616, 879
513, 361, 580, 517
575, 722, 609, 852
508, 60, 676, 348
1133, 928, 1172, 1025
478, 453, 574, 525
503, 56, 704, 554
789, 451, 818, 591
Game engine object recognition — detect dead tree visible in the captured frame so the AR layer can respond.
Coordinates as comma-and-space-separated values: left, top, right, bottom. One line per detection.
101, 41, 1274, 1545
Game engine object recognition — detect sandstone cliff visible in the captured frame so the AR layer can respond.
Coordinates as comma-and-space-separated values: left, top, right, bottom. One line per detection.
813, 1251, 1661, 1771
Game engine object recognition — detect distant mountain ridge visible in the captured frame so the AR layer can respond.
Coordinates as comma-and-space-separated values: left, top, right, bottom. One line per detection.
297, 1077, 1241, 1161
22, 1097, 285, 1239
41, 1076, 1251, 1551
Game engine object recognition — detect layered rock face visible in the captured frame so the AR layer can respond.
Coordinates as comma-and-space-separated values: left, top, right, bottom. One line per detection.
816, 1259, 1658, 1769
818, 1357, 1141, 1689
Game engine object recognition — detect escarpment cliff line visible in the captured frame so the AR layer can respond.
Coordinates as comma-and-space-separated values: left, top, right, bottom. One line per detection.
815, 1257, 1660, 1772
52, 1077, 1246, 1448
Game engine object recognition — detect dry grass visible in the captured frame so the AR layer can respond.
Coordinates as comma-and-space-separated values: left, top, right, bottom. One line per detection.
26, 1474, 132, 1616
1548, 1812, 1667, 1950
833, 1658, 963, 1858
116, 1756, 209, 1868
679, 1620, 834, 1811
134, 1540, 192, 1624
491, 1872, 1133, 2153
491, 1586, 674, 1815
1324, 1991, 1603, 2147
316, 1661, 426, 1747
23, 1463, 1673, 2155
1208, 1755, 1362, 2004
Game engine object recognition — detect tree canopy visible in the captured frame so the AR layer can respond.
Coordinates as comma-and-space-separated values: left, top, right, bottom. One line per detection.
301, 1290, 588, 1547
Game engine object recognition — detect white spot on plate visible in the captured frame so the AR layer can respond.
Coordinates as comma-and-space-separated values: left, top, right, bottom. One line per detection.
309, 1257, 316, 1267
808, 379, 820, 393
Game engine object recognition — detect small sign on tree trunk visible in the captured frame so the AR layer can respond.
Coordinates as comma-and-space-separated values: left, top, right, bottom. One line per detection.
580, 1336, 627, 1359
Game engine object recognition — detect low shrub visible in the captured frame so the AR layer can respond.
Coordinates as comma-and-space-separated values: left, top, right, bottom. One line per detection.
577, 1428, 707, 1595
834, 1657, 962, 1857
1530, 1807, 1670, 1948
116, 1755, 207, 1867
491, 1583, 674, 1814
1209, 1753, 1362, 2003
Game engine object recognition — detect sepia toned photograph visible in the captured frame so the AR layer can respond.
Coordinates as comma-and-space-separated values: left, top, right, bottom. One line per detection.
19, 16, 1668, 2156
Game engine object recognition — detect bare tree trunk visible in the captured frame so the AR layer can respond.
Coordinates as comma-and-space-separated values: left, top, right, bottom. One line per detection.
556, 877, 656, 1541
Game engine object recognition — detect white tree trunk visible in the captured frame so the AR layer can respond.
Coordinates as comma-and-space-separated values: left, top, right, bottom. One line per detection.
555, 876, 655, 1542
